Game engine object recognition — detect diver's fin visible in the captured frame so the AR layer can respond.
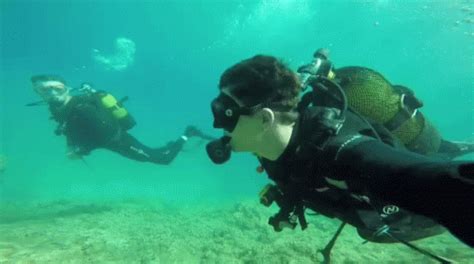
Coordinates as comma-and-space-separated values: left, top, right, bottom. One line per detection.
438, 139, 474, 159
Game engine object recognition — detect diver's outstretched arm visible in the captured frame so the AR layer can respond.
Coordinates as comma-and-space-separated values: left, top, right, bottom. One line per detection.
185, 125, 217, 140
327, 138, 474, 247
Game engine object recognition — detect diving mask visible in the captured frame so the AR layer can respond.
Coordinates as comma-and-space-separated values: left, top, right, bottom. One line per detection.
207, 93, 244, 164
34, 80, 70, 103
207, 92, 261, 164
211, 93, 258, 133
207, 91, 291, 164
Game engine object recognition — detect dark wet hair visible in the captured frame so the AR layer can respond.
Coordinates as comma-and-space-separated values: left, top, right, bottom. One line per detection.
219, 55, 301, 111
31, 75, 66, 85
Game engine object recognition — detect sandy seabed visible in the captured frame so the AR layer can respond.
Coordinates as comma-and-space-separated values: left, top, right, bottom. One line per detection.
0, 199, 472, 264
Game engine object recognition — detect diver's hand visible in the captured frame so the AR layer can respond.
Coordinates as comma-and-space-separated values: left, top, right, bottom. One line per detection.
268, 214, 298, 232
184, 126, 217, 140
66, 146, 84, 160
184, 126, 203, 138
66, 151, 82, 160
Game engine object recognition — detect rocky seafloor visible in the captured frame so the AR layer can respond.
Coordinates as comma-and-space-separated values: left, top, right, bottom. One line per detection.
0, 199, 472, 263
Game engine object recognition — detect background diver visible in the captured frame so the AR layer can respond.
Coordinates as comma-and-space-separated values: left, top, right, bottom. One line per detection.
206, 53, 474, 263
30, 75, 213, 165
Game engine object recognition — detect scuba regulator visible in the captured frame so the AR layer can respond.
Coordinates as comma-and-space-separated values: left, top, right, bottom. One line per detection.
297, 48, 348, 139
206, 136, 232, 164
297, 48, 335, 89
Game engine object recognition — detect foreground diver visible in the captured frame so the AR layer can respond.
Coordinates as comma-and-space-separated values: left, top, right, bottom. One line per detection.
30, 75, 211, 164
206, 54, 474, 260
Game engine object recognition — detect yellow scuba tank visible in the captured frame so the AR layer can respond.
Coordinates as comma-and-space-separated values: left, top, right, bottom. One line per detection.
99, 93, 136, 130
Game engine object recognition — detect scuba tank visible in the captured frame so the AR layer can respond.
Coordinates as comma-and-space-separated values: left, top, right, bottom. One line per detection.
78, 83, 136, 131
98, 92, 136, 130
297, 48, 442, 155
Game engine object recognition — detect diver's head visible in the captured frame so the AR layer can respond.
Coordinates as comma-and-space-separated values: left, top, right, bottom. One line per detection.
31, 75, 71, 105
207, 55, 301, 163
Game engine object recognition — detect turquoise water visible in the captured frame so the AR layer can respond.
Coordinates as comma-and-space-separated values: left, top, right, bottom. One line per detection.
1, 0, 473, 263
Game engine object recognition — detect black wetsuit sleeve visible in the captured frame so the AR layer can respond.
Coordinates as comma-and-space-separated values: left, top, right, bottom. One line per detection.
330, 139, 474, 246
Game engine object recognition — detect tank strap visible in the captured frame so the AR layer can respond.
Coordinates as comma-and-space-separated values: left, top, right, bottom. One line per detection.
405, 113, 440, 155
384, 93, 422, 131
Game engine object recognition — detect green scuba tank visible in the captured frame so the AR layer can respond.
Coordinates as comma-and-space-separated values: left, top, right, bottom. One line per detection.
99, 93, 136, 131
334, 67, 441, 155
297, 49, 441, 155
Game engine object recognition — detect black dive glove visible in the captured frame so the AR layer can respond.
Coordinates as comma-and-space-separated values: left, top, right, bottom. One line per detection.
260, 184, 308, 232
269, 211, 298, 232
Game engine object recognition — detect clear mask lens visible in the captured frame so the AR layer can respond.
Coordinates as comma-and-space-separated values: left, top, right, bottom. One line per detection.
35, 81, 68, 102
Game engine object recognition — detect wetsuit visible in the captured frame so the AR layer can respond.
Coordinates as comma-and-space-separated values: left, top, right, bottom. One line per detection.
261, 107, 474, 246
49, 94, 185, 165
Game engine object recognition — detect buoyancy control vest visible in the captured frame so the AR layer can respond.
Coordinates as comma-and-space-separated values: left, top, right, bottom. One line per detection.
260, 74, 444, 243
302, 110, 443, 242
49, 91, 136, 154
51, 91, 136, 134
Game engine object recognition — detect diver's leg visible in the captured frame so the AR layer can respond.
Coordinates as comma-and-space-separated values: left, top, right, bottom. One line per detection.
106, 133, 186, 165
438, 139, 474, 159
105, 133, 153, 162
150, 137, 186, 165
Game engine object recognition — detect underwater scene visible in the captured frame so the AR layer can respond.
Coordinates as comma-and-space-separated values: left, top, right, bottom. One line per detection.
1, 0, 473, 263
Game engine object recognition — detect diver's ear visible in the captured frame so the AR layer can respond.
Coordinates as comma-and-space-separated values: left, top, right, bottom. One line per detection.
261, 108, 275, 128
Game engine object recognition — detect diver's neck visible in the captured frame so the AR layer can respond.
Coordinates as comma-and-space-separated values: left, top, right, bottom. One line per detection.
49, 95, 73, 109
58, 96, 73, 107
258, 122, 295, 161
